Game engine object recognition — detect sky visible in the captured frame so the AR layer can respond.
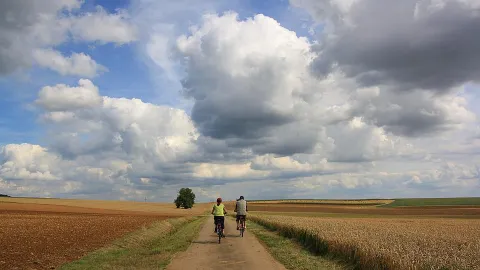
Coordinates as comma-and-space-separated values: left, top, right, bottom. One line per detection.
1, 0, 480, 202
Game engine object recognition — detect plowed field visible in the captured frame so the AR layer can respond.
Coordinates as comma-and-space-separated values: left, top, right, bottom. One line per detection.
246, 203, 480, 216
0, 203, 167, 270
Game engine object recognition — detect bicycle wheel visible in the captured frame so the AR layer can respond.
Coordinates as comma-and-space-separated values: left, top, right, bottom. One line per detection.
217, 224, 222, 243
240, 219, 245, 237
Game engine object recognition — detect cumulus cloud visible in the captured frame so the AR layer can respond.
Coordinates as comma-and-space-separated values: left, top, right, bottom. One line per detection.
36, 79, 103, 111
1, 1, 480, 201
289, 0, 478, 137
0, 0, 77, 74
0, 143, 132, 198
292, 0, 480, 92
70, 6, 138, 44
35, 80, 198, 164
33, 49, 107, 77
327, 117, 405, 162
0, 0, 136, 76
177, 12, 326, 155
0, 144, 59, 182
348, 86, 476, 136
130, 0, 229, 77
1, 79, 202, 199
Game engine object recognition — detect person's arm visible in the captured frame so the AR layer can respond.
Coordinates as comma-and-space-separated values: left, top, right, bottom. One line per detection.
211, 206, 215, 215
224, 206, 227, 215
246, 202, 248, 212
234, 203, 237, 213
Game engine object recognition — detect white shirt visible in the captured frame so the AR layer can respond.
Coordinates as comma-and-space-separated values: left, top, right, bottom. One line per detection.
235, 199, 247, 215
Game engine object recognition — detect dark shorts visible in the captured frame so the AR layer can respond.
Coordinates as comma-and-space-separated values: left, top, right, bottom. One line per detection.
214, 216, 225, 229
236, 215, 247, 221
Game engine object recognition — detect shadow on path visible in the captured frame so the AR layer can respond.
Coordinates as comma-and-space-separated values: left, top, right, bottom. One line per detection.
192, 240, 218, 244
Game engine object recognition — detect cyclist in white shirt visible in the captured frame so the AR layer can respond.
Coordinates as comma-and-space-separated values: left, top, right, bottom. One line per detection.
234, 196, 248, 230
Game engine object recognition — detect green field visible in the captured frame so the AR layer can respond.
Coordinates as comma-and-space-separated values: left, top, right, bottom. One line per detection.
381, 197, 480, 207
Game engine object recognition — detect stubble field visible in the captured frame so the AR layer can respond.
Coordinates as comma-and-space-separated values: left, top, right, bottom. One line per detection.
0, 198, 209, 270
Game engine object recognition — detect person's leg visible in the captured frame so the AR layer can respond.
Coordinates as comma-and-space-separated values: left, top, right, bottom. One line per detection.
236, 215, 240, 230
221, 216, 225, 235
214, 217, 218, 233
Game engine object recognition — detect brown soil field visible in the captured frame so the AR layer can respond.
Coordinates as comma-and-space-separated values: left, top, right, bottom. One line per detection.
248, 199, 394, 205
243, 203, 480, 216
0, 201, 186, 270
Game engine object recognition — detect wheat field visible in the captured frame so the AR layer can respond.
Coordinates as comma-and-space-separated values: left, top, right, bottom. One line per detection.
250, 214, 480, 270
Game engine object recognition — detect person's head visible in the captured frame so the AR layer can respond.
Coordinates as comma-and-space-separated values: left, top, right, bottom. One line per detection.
239, 196, 244, 200
216, 197, 222, 204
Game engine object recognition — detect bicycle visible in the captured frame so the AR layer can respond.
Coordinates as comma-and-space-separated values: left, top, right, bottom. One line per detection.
215, 218, 225, 243
239, 216, 246, 237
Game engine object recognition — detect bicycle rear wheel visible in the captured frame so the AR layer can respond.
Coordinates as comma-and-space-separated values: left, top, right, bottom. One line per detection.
240, 219, 245, 237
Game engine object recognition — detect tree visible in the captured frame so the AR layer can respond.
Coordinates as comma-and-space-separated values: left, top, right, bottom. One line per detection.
174, 188, 196, 209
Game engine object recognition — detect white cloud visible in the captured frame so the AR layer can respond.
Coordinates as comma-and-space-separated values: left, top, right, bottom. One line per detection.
327, 117, 411, 162
33, 49, 107, 77
348, 86, 476, 137
36, 79, 102, 111
1, 78, 201, 199
0, 143, 132, 198
176, 12, 325, 156
0, 144, 59, 181
130, 0, 227, 77
70, 6, 138, 44
0, 0, 136, 76
193, 163, 269, 179
34, 80, 198, 179
1, 2, 480, 201
251, 155, 324, 171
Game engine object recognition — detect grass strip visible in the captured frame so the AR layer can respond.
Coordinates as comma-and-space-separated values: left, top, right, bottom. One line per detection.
247, 220, 352, 270
60, 216, 206, 270
380, 197, 480, 207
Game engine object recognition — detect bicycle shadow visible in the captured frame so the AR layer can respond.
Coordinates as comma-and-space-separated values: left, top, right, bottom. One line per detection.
192, 240, 218, 244
224, 233, 243, 238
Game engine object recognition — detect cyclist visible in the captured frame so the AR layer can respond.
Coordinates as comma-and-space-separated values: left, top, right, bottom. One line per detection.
234, 195, 248, 230
211, 197, 227, 236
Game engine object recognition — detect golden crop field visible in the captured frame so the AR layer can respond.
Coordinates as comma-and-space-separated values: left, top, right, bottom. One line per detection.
250, 214, 480, 270
0, 197, 210, 216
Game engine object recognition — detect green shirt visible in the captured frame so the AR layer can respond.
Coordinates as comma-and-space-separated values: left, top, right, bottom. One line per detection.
212, 203, 225, 216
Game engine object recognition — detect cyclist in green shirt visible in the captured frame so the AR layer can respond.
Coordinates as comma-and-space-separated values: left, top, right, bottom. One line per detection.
211, 197, 227, 236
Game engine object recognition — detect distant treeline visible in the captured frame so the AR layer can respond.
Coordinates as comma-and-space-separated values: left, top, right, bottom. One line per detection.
0, 194, 10, 197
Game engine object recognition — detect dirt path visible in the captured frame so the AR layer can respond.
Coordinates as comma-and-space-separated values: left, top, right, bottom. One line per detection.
166, 217, 286, 270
